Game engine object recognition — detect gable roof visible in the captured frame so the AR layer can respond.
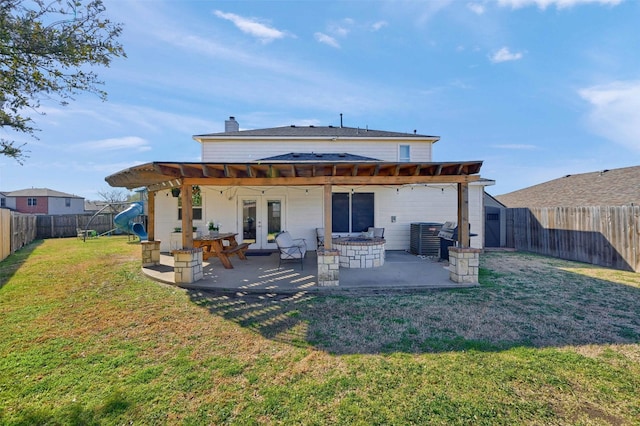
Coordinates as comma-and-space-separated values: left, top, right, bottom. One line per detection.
496, 165, 640, 208
258, 152, 380, 162
5, 188, 82, 198
195, 125, 438, 140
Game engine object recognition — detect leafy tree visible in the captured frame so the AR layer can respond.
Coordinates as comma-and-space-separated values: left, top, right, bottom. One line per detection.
1, 0, 125, 163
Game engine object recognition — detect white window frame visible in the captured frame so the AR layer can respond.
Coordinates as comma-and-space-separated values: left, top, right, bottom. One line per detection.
399, 144, 410, 162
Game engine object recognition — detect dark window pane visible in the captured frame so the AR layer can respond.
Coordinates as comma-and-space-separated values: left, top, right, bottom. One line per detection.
352, 193, 374, 232
332, 193, 349, 232
178, 208, 202, 220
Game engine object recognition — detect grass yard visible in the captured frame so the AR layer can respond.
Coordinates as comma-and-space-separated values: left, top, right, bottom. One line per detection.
1, 237, 639, 425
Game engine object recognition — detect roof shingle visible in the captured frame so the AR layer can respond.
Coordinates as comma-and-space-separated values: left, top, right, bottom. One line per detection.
496, 166, 640, 207
4, 188, 82, 198
195, 125, 438, 139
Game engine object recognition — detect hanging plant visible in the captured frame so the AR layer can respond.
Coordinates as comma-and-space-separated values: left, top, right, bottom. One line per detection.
192, 185, 202, 206
171, 187, 181, 197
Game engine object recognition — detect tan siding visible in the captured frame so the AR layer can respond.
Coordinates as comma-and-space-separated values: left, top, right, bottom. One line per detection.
285, 187, 324, 248
201, 140, 433, 162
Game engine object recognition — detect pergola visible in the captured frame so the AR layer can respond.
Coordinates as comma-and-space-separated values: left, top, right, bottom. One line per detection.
105, 160, 483, 251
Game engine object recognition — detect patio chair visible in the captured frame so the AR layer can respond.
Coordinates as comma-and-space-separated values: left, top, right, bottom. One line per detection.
368, 227, 385, 238
275, 231, 307, 270
316, 228, 325, 248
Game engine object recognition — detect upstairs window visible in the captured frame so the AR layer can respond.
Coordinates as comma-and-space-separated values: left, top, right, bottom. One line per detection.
399, 145, 410, 162
178, 185, 203, 221
65, 198, 71, 207
28, 198, 37, 206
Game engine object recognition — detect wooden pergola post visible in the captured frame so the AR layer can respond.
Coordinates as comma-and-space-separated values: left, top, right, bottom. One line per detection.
147, 190, 155, 241
457, 182, 470, 248
181, 184, 194, 249
323, 183, 332, 249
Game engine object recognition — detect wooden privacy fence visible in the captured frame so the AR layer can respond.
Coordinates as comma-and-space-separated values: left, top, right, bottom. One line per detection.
1, 211, 126, 262
0, 209, 37, 262
36, 213, 117, 239
506, 206, 640, 272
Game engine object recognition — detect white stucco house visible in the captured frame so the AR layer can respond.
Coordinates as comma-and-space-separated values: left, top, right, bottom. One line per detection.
106, 117, 491, 257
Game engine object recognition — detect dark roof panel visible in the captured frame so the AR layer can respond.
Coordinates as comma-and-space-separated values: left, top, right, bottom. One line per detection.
258, 152, 381, 162
5, 188, 81, 198
195, 125, 438, 139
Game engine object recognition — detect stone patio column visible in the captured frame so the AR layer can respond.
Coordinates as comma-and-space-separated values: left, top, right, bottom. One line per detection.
448, 247, 481, 284
317, 248, 339, 287
173, 248, 203, 284
141, 240, 161, 267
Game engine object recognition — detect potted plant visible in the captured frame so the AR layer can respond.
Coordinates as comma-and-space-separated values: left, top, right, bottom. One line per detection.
208, 220, 219, 236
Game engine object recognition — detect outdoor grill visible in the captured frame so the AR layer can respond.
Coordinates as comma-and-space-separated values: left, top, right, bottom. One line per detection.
438, 221, 478, 260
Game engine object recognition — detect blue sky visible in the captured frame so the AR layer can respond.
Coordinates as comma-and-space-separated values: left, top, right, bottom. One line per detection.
1, 0, 639, 200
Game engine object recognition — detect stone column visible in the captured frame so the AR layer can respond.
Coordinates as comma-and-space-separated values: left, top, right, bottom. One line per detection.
448, 247, 481, 284
141, 240, 161, 267
317, 248, 339, 287
173, 248, 203, 284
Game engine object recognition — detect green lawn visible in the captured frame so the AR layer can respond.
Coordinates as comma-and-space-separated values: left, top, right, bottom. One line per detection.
1, 237, 639, 425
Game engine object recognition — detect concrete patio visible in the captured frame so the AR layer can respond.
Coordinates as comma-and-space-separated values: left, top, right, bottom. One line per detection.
142, 250, 478, 294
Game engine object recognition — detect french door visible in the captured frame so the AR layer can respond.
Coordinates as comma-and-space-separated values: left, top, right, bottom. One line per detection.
238, 196, 284, 250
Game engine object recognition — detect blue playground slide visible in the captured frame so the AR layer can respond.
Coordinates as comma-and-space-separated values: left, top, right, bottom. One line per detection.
114, 202, 148, 240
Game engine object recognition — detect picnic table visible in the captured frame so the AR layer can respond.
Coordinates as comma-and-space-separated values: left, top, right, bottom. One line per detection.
193, 233, 250, 269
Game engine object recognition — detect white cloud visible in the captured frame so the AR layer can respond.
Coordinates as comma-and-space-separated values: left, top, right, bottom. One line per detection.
96, 137, 151, 152
579, 80, 640, 152
498, 0, 622, 9
467, 2, 486, 14
315, 32, 341, 48
371, 20, 388, 31
331, 25, 350, 37
489, 47, 524, 63
80, 136, 151, 152
214, 10, 288, 43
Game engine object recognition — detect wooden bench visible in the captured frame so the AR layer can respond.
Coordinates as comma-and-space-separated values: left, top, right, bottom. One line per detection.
222, 243, 250, 260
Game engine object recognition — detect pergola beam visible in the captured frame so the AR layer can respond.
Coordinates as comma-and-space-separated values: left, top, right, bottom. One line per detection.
182, 175, 480, 187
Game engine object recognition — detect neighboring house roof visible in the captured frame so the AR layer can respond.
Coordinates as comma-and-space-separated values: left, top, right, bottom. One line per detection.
259, 152, 380, 162
195, 125, 438, 140
5, 188, 83, 198
496, 165, 640, 207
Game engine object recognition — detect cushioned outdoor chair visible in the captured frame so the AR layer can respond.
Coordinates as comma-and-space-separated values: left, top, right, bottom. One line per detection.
316, 228, 325, 249
275, 231, 307, 270
368, 227, 385, 238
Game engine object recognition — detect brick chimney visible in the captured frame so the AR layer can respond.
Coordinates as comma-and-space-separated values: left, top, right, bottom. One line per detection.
225, 116, 239, 132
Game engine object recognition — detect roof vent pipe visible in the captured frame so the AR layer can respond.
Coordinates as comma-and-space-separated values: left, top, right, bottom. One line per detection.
225, 116, 239, 132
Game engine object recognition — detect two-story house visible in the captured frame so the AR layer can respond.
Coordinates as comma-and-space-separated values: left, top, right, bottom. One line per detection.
1, 188, 85, 215
106, 117, 490, 254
